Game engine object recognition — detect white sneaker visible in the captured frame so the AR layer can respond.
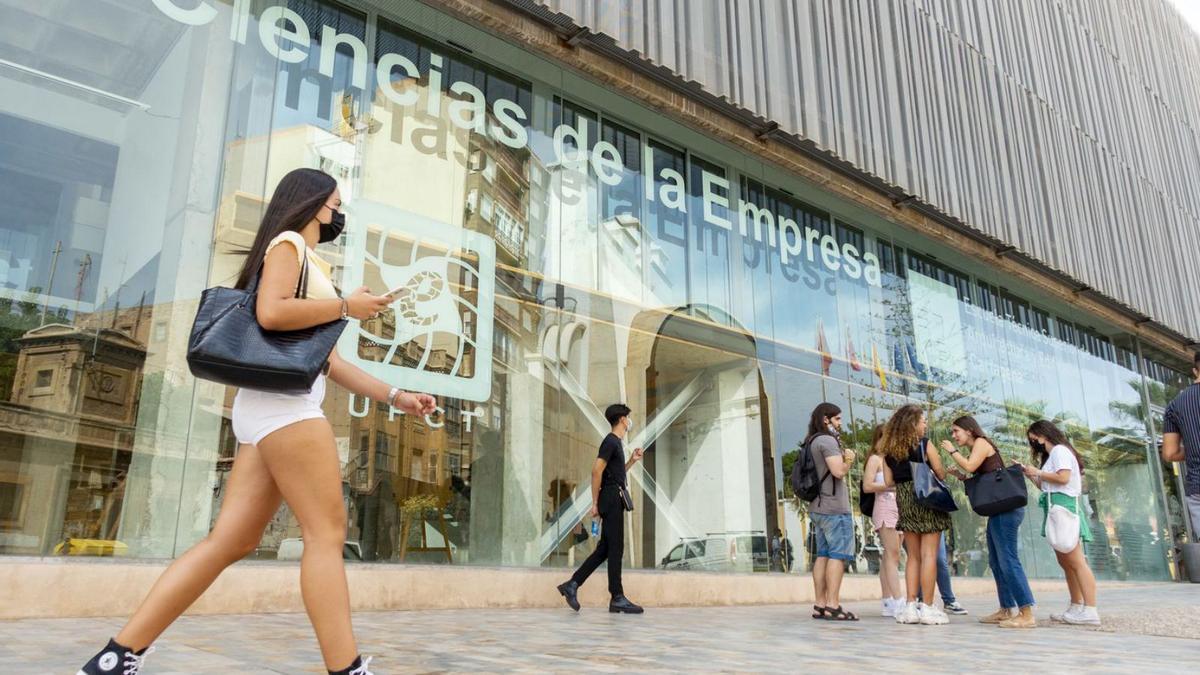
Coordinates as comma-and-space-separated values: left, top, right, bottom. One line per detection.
1063, 606, 1101, 625
882, 598, 898, 617
894, 601, 921, 624
919, 603, 950, 625
1051, 603, 1082, 623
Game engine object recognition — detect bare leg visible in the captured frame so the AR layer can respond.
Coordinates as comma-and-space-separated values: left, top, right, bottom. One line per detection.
116, 444, 282, 650
919, 533, 940, 605
256, 419, 356, 671
823, 558, 845, 608
903, 532, 922, 602
812, 556, 829, 607
1064, 545, 1097, 606
880, 527, 901, 599
1055, 550, 1084, 604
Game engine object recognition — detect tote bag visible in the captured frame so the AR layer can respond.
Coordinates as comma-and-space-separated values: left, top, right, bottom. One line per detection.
910, 438, 958, 513
187, 257, 346, 394
1046, 501, 1081, 553
964, 464, 1028, 517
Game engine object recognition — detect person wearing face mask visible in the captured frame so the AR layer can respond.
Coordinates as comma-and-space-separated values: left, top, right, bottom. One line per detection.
557, 403, 646, 614
805, 402, 859, 621
76, 168, 436, 675
1020, 420, 1099, 625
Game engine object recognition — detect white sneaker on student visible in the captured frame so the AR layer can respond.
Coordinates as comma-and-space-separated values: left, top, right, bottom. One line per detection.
1063, 606, 1101, 625
1051, 603, 1083, 623
894, 601, 921, 625
918, 603, 950, 625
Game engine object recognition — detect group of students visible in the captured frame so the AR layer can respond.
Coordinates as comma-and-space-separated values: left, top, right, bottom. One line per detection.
804, 402, 1100, 627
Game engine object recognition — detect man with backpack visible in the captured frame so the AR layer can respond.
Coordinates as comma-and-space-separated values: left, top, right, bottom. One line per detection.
792, 402, 858, 621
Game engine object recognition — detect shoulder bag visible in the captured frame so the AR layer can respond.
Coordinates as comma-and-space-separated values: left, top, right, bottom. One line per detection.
963, 460, 1027, 517
187, 255, 347, 394
910, 437, 958, 513
617, 483, 634, 512
1046, 496, 1081, 553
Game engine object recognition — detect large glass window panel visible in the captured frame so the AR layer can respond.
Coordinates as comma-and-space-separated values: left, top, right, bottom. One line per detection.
0, 0, 238, 557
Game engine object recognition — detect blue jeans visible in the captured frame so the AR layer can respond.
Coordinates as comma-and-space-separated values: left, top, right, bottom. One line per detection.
936, 533, 955, 604
987, 507, 1035, 608
810, 513, 855, 562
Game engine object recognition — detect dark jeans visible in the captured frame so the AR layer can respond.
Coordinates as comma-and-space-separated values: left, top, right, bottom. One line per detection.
987, 507, 1035, 608
571, 486, 624, 596
936, 533, 956, 604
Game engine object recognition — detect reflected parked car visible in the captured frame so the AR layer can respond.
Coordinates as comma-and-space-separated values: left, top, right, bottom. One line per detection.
660, 532, 769, 572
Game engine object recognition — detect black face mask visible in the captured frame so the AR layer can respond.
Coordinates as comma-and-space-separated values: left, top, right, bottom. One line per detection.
319, 208, 345, 243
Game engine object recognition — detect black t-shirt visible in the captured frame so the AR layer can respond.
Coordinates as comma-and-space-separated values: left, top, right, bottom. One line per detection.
598, 433, 626, 488
885, 438, 927, 484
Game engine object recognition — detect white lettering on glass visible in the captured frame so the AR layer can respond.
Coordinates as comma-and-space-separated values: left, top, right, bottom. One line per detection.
152, 1, 886, 287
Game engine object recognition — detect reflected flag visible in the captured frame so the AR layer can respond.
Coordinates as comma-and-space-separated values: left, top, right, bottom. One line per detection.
871, 342, 887, 389
817, 320, 833, 376
846, 329, 863, 371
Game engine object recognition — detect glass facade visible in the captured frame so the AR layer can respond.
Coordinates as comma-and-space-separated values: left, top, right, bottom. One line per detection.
0, 0, 1188, 583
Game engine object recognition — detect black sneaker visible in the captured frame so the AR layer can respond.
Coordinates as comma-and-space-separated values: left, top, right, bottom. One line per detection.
944, 601, 969, 615
557, 580, 581, 611
609, 595, 644, 614
77, 638, 153, 675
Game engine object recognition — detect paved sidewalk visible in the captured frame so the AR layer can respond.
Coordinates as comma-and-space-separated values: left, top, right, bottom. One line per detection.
3, 583, 1197, 674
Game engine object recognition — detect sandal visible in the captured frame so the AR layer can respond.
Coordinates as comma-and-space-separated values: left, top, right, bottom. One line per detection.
811, 605, 829, 619
823, 605, 860, 621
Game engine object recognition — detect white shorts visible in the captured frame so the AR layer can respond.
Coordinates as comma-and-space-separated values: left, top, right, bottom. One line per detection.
232, 375, 327, 446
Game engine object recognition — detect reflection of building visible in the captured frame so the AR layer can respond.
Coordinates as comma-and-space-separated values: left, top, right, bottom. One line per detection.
0, 321, 146, 555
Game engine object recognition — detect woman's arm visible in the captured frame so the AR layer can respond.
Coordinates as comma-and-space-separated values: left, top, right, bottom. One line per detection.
1036, 468, 1072, 486
952, 437, 992, 474
326, 350, 437, 416
863, 455, 886, 493
255, 242, 389, 331
925, 440, 947, 481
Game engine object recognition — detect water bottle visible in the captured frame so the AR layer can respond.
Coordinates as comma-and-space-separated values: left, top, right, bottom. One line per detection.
591, 520, 600, 537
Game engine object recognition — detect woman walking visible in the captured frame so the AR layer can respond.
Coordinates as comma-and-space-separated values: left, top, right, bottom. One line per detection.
76, 168, 438, 675
942, 416, 1036, 628
1021, 420, 1100, 625
863, 424, 902, 616
880, 404, 951, 626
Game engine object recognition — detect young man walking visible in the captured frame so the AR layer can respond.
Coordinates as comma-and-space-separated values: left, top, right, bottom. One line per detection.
1162, 352, 1200, 542
557, 403, 646, 613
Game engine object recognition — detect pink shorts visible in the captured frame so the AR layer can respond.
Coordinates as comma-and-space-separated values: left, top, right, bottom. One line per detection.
872, 490, 899, 531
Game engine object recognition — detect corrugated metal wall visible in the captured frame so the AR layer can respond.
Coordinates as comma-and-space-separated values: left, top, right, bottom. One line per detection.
532, 0, 1200, 339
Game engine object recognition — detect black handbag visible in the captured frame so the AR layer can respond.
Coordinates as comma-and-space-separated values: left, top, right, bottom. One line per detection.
964, 463, 1028, 516
910, 438, 958, 513
617, 484, 634, 512
187, 255, 347, 394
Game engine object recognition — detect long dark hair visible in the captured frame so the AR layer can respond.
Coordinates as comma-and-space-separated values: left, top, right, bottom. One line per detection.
235, 168, 337, 289
951, 415, 998, 455
1026, 420, 1085, 475
805, 402, 841, 444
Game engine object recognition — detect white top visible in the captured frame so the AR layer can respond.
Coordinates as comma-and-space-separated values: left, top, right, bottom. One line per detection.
265, 231, 338, 301
1041, 444, 1082, 497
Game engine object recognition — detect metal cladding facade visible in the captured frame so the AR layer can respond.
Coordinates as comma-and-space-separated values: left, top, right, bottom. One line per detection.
523, 0, 1200, 342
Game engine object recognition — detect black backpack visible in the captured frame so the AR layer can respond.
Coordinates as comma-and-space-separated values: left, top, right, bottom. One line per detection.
858, 475, 875, 516
790, 433, 834, 502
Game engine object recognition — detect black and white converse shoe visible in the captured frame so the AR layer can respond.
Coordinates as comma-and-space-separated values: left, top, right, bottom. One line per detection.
77, 638, 154, 675
329, 655, 374, 675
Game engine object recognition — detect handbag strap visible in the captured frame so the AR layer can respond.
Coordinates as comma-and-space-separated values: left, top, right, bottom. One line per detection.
245, 238, 310, 298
